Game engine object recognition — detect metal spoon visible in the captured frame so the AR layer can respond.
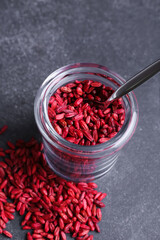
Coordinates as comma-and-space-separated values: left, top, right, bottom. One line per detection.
96, 59, 160, 109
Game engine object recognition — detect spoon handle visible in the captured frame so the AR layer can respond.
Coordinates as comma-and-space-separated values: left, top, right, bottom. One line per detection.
109, 59, 160, 101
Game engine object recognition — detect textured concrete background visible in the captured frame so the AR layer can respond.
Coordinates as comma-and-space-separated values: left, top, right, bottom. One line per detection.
0, 0, 160, 239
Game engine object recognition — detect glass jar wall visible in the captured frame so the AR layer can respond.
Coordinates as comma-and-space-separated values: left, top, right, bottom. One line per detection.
34, 63, 139, 182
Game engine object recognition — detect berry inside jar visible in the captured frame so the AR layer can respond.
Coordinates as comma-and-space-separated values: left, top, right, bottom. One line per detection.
48, 79, 125, 146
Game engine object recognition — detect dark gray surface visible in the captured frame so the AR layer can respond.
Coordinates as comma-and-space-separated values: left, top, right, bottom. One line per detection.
0, 0, 160, 239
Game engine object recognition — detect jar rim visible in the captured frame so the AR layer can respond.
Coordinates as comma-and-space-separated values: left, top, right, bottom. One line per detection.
34, 62, 139, 153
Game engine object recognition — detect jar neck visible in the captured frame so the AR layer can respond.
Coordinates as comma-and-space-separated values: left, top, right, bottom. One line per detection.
34, 63, 139, 154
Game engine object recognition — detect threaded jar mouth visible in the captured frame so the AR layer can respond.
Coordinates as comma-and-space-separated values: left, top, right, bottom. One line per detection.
34, 63, 139, 155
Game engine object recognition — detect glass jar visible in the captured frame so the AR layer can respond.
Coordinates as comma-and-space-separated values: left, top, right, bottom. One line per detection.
34, 63, 139, 182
